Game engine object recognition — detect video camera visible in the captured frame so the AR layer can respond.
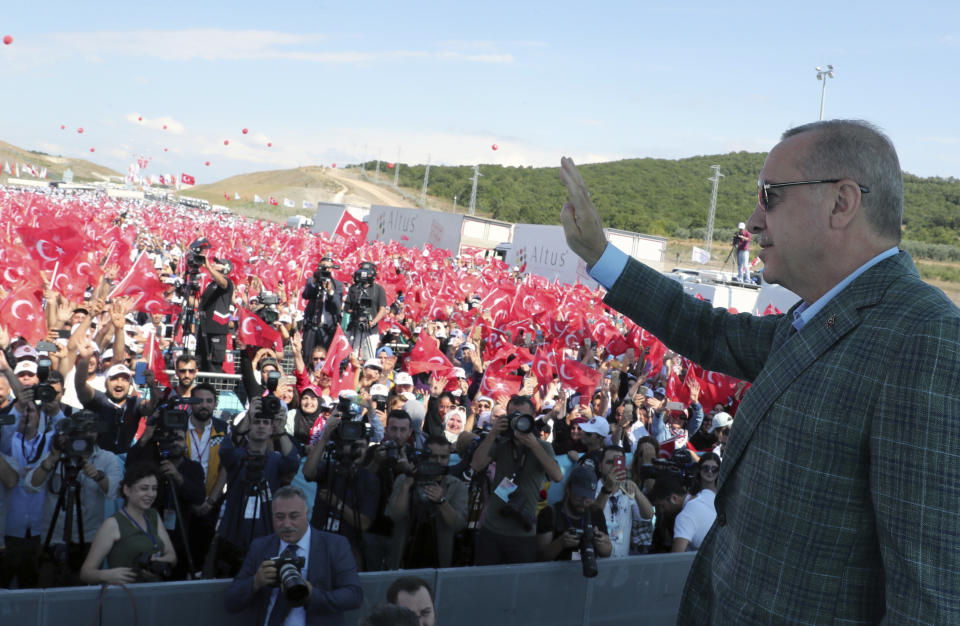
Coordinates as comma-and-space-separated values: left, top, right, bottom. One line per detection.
33, 357, 58, 404
133, 551, 173, 581
53, 410, 101, 464
186, 237, 212, 271
411, 451, 448, 504
636, 448, 698, 488
149, 395, 198, 458
314, 257, 341, 283
256, 293, 281, 325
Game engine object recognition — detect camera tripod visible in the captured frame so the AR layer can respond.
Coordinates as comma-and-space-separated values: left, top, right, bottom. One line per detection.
162, 471, 196, 578
40, 457, 87, 584
317, 447, 366, 567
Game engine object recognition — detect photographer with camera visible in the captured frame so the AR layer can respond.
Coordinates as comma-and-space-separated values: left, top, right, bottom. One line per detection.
302, 256, 344, 360
303, 402, 379, 564
225, 485, 363, 626
127, 401, 206, 579
0, 384, 66, 588
197, 250, 235, 373
470, 396, 563, 566
536, 465, 612, 570
344, 261, 388, 361
209, 396, 299, 577
732, 221, 752, 283
24, 410, 122, 585
387, 434, 468, 569
79, 463, 177, 585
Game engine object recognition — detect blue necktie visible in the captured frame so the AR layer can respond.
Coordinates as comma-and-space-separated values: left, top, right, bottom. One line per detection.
266, 544, 298, 626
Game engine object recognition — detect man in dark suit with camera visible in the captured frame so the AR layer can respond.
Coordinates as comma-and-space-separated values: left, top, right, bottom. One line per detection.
225, 485, 363, 626
302, 256, 344, 360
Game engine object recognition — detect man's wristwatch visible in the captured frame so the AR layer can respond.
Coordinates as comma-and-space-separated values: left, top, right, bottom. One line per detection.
94, 470, 107, 482
437, 497, 447, 505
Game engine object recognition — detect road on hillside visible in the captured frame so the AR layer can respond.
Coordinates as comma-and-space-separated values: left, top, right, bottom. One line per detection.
322, 167, 414, 207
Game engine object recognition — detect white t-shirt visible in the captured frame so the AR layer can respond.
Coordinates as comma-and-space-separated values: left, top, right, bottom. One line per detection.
673, 490, 717, 550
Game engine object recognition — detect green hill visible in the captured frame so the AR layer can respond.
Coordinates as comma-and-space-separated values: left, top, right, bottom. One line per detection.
371, 153, 960, 252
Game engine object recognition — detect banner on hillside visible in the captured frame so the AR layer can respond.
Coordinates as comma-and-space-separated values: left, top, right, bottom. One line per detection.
368, 205, 463, 252
508, 224, 598, 289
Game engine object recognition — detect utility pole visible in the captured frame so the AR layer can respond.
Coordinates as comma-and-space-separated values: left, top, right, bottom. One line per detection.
393, 149, 401, 188
375, 151, 381, 181
452, 195, 458, 214
816, 65, 835, 121
704, 165, 724, 253
420, 156, 431, 208
468, 165, 481, 216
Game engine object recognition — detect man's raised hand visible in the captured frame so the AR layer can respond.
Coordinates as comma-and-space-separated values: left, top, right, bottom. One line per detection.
559, 156, 607, 267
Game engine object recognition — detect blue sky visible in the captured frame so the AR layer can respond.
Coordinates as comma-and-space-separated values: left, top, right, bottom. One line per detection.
1, 0, 958, 183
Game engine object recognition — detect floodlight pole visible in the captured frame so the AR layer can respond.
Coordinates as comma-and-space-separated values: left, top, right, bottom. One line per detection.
393, 150, 401, 187
816, 64, 835, 121
468, 165, 481, 216
420, 156, 431, 208
705, 165, 724, 253
452, 195, 458, 214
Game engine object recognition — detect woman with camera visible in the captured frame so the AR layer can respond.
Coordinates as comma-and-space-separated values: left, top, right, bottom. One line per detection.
79, 463, 177, 584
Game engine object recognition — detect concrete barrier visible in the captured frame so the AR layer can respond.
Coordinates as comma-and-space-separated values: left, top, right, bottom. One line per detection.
0, 554, 695, 625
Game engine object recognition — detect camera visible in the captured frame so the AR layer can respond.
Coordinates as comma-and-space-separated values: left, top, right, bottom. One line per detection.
271, 553, 309, 604
413, 455, 448, 504
508, 411, 536, 435
262, 371, 284, 416
256, 293, 281, 325
314, 259, 340, 283
186, 237, 212, 270
34, 357, 58, 404
578, 522, 599, 578
133, 551, 173, 581
150, 396, 196, 458
335, 395, 362, 422
53, 411, 101, 463
352, 261, 376, 286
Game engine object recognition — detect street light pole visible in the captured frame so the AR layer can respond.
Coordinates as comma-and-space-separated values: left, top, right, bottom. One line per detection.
816, 64, 835, 121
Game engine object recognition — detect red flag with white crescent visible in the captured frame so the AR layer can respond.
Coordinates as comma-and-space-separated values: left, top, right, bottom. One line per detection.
0, 286, 46, 344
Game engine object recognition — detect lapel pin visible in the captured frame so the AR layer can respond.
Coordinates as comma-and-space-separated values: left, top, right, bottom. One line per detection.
826, 314, 836, 328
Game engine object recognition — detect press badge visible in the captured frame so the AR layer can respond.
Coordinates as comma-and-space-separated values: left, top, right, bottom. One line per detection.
494, 477, 518, 502
244, 495, 264, 519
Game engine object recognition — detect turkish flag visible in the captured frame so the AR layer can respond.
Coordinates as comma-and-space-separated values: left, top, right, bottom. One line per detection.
333, 211, 369, 242
532, 348, 556, 387
145, 333, 171, 388
180, 173, 195, 185
222, 332, 236, 375
108, 252, 166, 300
762, 302, 783, 316
478, 366, 523, 399
0, 286, 46, 344
16, 225, 86, 271
405, 330, 454, 376
237, 308, 283, 351
321, 325, 353, 379
269, 197, 279, 206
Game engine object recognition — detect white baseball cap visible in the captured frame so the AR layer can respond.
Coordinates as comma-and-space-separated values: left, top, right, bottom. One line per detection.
14, 361, 38, 375
395, 372, 414, 386
708, 411, 734, 433
106, 364, 133, 379
737, 222, 746, 229
579, 417, 610, 437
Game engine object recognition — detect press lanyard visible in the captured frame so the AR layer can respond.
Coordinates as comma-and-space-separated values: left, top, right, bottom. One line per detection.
190, 425, 211, 463
122, 507, 159, 551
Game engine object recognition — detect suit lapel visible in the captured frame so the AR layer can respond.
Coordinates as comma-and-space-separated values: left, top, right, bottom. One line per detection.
718, 252, 914, 482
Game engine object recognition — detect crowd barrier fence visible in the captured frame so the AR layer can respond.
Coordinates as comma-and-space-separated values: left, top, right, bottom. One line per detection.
0, 553, 695, 625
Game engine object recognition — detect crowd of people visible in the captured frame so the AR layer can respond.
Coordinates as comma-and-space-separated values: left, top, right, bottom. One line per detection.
0, 183, 743, 592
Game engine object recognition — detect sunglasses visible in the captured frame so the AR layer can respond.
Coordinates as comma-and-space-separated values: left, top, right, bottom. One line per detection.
758, 178, 869, 212
701, 465, 720, 474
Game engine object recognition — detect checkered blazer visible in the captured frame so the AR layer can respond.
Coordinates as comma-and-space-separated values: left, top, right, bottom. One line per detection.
604, 251, 960, 625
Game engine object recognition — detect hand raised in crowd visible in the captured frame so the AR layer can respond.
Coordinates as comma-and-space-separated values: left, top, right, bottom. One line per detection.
290, 332, 303, 354
77, 338, 97, 360
0, 324, 9, 352
559, 156, 607, 267
430, 375, 448, 397
686, 377, 700, 403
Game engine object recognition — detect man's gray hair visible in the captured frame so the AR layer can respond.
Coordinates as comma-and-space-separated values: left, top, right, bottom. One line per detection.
274, 485, 308, 504
782, 119, 903, 243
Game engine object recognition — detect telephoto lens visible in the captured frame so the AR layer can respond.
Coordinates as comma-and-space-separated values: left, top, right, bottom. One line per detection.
579, 522, 599, 578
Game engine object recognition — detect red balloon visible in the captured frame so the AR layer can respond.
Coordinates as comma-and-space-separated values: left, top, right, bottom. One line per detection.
205, 161, 210, 166
138, 116, 142, 121
224, 140, 229, 146
387, 163, 395, 169
492, 144, 498, 150
267, 142, 272, 147
2, 35, 12, 45
332, 163, 337, 168
162, 125, 167, 130
60, 125, 65, 130
242, 128, 249, 134
89, 148, 95, 152
77, 127, 84, 134
163, 148, 168, 152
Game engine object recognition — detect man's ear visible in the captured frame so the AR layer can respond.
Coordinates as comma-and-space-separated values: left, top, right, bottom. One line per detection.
829, 179, 864, 230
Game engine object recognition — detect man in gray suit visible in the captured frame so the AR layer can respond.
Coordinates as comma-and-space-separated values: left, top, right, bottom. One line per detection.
559, 120, 960, 624
225, 486, 363, 626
